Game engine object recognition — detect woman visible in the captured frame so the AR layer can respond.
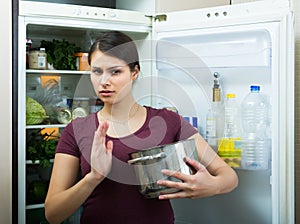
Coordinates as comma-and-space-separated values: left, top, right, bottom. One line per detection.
45, 31, 238, 224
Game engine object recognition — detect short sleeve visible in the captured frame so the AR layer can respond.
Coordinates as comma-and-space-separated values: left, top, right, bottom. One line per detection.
55, 122, 81, 158
156, 108, 198, 141
174, 113, 198, 141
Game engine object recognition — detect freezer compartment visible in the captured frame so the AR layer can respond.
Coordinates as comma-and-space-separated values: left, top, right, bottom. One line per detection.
156, 29, 271, 69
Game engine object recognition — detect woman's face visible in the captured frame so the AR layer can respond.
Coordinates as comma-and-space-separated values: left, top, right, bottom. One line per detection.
90, 50, 138, 105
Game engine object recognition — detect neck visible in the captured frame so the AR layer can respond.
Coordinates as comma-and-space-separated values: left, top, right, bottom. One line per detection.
100, 101, 139, 122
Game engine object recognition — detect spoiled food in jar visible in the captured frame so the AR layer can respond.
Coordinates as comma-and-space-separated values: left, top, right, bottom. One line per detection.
57, 108, 72, 124
71, 97, 89, 119
72, 107, 88, 119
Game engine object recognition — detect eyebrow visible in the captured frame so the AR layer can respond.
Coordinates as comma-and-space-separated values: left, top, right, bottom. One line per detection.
108, 65, 126, 70
91, 65, 126, 70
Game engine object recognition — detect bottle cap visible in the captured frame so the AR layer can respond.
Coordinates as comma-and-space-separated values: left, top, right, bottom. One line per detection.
226, 93, 236, 98
213, 88, 221, 102
250, 85, 260, 92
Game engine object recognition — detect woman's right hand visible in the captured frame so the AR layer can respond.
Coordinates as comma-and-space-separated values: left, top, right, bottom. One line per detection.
90, 121, 113, 183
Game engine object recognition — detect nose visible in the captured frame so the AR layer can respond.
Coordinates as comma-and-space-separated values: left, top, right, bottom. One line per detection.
100, 72, 111, 86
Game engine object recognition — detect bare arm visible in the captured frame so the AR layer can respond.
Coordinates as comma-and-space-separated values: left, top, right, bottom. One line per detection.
157, 133, 238, 199
45, 121, 113, 224
44, 154, 100, 224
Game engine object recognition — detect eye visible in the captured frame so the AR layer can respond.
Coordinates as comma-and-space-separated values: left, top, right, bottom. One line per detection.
111, 69, 121, 75
91, 68, 103, 75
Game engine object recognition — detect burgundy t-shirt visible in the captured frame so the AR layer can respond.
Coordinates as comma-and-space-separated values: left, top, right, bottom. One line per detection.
56, 106, 198, 224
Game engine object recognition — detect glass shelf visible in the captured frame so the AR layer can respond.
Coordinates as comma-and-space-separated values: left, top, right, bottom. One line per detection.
26, 69, 90, 75
26, 203, 44, 210
26, 124, 67, 129
26, 159, 54, 165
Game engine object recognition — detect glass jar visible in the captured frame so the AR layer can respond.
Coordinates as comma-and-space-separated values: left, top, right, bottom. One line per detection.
71, 97, 89, 119
29, 48, 47, 69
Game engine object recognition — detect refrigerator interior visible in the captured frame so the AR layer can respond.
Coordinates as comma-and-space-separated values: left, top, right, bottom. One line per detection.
154, 22, 278, 224
20, 18, 152, 223
25, 23, 153, 105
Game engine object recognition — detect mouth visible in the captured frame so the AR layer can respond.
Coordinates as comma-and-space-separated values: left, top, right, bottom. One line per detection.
99, 90, 115, 97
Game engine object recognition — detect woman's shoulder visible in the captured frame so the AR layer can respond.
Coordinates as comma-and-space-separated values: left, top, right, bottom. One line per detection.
145, 106, 179, 118
70, 113, 97, 126
64, 113, 98, 135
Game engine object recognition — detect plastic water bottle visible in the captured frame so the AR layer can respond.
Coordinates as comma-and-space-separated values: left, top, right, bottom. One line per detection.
223, 93, 241, 138
241, 85, 270, 170
206, 103, 224, 151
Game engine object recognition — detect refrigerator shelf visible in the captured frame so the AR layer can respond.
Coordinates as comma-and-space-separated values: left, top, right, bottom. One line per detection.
26, 69, 90, 75
26, 204, 44, 210
26, 124, 67, 129
26, 159, 54, 165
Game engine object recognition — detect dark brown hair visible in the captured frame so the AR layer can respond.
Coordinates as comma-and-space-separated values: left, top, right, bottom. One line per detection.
88, 31, 140, 71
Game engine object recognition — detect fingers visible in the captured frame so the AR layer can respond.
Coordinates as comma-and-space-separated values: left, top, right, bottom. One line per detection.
156, 178, 190, 200
156, 170, 188, 193
158, 158, 205, 184
106, 140, 113, 153
159, 190, 187, 200
97, 120, 108, 136
95, 121, 109, 143
159, 169, 187, 181
184, 157, 206, 172
157, 159, 207, 200
93, 121, 113, 154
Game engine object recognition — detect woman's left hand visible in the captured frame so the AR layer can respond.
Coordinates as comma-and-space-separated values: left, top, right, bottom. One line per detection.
156, 156, 219, 200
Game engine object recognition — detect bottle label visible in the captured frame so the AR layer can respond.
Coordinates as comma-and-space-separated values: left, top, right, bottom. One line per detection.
183, 116, 198, 129
37, 56, 46, 68
206, 118, 216, 137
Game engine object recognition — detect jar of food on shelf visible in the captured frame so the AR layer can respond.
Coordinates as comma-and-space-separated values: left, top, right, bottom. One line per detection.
26, 38, 32, 69
74, 52, 90, 71
56, 98, 72, 124
71, 97, 89, 119
28, 48, 47, 70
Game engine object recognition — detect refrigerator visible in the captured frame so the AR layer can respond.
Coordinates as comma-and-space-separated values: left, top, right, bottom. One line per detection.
17, 0, 294, 223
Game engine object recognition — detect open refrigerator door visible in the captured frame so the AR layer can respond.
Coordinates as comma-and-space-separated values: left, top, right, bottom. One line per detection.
152, 0, 294, 223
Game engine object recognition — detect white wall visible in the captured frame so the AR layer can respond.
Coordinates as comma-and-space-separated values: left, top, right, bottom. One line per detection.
0, 0, 12, 223
291, 0, 300, 223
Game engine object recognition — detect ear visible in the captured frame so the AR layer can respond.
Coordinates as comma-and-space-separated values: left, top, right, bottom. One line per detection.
132, 65, 139, 80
